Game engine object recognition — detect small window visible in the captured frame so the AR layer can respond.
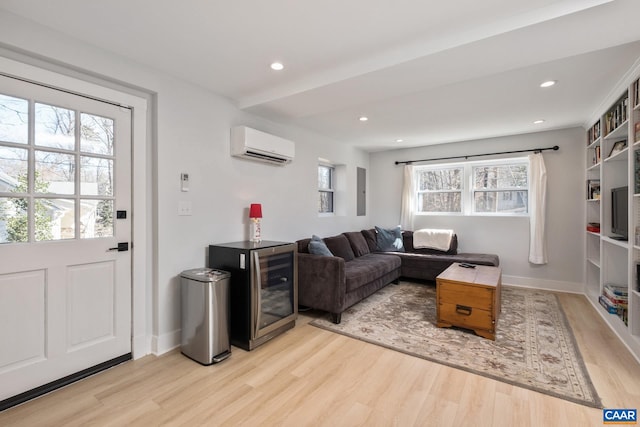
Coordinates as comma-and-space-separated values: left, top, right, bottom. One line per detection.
318, 164, 334, 214
416, 166, 463, 214
472, 163, 528, 214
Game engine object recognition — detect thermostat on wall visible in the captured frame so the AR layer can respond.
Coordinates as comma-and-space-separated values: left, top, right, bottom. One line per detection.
181, 173, 189, 192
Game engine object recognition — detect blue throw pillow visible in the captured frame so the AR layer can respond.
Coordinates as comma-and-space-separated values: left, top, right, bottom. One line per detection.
375, 226, 405, 252
308, 235, 333, 256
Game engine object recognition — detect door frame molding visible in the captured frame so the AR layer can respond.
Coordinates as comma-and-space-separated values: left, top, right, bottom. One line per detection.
0, 56, 151, 359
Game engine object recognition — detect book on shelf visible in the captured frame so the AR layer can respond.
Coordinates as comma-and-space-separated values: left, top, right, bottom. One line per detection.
636, 122, 640, 142
587, 122, 601, 145
618, 306, 628, 326
586, 179, 600, 199
604, 283, 628, 297
587, 222, 600, 233
603, 286, 628, 305
604, 94, 629, 135
600, 291, 629, 326
599, 295, 618, 314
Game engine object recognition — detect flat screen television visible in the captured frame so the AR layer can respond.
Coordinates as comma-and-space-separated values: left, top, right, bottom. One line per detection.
611, 186, 628, 240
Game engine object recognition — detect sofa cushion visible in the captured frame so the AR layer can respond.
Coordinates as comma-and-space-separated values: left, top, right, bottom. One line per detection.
344, 231, 370, 257
403, 230, 458, 255
308, 235, 333, 256
375, 225, 405, 252
361, 228, 378, 253
297, 238, 311, 253
344, 253, 401, 292
324, 234, 356, 262
385, 251, 499, 281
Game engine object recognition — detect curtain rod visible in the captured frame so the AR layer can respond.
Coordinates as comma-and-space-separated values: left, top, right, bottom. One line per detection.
394, 145, 559, 165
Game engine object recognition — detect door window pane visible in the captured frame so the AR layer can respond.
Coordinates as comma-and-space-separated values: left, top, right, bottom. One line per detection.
81, 156, 113, 196
80, 199, 113, 238
35, 150, 75, 195
81, 113, 114, 155
0, 94, 28, 144
35, 103, 75, 150
35, 198, 75, 241
0, 197, 28, 243
0, 147, 28, 191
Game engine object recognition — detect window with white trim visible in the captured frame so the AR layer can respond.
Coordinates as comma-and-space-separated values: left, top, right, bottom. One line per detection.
415, 157, 529, 216
471, 162, 528, 214
318, 164, 334, 214
416, 165, 463, 214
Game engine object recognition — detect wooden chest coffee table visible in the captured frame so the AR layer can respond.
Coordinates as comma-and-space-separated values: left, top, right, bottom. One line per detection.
436, 263, 502, 340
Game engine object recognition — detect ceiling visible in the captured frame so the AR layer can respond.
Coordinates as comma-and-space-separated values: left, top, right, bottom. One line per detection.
2, 0, 640, 151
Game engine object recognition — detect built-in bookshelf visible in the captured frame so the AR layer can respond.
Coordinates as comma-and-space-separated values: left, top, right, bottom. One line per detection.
585, 76, 640, 362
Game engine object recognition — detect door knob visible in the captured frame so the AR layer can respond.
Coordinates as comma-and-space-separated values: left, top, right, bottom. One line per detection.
107, 242, 129, 252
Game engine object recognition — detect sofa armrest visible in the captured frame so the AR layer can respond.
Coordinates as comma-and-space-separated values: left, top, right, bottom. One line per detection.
297, 252, 346, 313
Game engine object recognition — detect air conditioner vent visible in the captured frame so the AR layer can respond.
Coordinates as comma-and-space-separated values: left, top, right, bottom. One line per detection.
230, 126, 294, 165
244, 150, 289, 164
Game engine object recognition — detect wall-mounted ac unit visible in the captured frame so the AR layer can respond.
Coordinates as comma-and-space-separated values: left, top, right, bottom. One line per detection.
230, 126, 294, 165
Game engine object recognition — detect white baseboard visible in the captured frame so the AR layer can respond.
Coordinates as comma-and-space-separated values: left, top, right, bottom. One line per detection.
139, 277, 584, 357
132, 334, 151, 360
502, 274, 584, 294
151, 329, 181, 356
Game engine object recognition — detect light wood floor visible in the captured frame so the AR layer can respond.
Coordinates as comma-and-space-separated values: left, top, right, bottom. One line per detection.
1, 291, 639, 426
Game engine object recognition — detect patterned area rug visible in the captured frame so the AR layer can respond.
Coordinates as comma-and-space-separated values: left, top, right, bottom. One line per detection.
310, 281, 602, 408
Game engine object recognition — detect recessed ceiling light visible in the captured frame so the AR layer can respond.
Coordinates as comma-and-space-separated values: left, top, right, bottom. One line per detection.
533, 119, 545, 124
270, 62, 284, 71
359, 116, 368, 122
396, 139, 403, 143
540, 80, 556, 88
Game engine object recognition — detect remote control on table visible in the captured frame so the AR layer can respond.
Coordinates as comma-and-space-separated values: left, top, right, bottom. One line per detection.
458, 263, 476, 268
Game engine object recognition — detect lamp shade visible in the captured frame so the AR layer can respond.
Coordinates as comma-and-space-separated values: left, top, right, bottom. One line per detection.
249, 203, 262, 219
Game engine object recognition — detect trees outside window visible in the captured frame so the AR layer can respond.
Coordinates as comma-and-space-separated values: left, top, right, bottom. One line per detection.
0, 94, 116, 243
414, 158, 529, 216
318, 164, 334, 214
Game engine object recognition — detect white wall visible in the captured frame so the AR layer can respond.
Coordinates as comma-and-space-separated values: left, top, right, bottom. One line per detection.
369, 128, 585, 292
153, 88, 370, 348
0, 11, 370, 354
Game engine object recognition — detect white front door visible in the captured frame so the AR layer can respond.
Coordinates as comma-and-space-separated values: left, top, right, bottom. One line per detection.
0, 74, 132, 402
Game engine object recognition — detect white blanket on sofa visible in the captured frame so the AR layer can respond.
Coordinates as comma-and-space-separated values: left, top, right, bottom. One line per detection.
413, 228, 453, 251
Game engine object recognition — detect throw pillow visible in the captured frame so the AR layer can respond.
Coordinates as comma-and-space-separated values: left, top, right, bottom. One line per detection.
343, 231, 370, 257
323, 234, 356, 261
361, 228, 378, 253
375, 225, 405, 252
308, 235, 333, 256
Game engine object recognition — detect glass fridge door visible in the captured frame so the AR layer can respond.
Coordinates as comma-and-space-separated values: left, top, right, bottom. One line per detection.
252, 246, 296, 339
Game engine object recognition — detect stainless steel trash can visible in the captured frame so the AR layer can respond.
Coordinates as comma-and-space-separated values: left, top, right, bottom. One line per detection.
180, 268, 231, 365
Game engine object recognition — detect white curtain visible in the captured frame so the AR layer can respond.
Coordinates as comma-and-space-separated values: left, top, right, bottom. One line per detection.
400, 164, 415, 230
528, 153, 548, 264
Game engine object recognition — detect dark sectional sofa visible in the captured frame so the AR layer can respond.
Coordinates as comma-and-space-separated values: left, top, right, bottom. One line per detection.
296, 229, 499, 323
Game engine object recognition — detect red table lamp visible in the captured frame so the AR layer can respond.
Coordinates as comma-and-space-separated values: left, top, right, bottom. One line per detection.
249, 203, 262, 242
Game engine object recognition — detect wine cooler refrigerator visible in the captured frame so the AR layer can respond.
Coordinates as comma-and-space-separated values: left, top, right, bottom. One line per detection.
208, 241, 297, 350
